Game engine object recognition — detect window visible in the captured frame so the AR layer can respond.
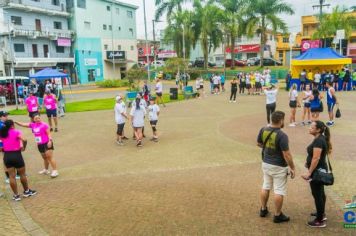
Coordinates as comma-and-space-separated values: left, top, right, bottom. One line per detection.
77, 0, 86, 8
118, 45, 121, 50
304, 26, 309, 36
53, 21, 62, 29
282, 37, 289, 43
129, 28, 133, 36
278, 51, 283, 60
84, 21, 91, 29
116, 8, 119, 15
107, 5, 110, 11
103, 24, 107, 30
127, 10, 133, 18
11, 16, 22, 25
108, 25, 112, 31
131, 45, 134, 51
118, 26, 121, 31
14, 44, 25, 52
52, 0, 59, 6
56, 46, 65, 53
104, 44, 108, 50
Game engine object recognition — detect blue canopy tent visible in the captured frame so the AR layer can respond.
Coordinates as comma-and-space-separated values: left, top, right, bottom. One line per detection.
290, 48, 352, 90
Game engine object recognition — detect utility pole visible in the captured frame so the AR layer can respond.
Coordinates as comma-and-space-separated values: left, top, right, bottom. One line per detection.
143, 0, 150, 83
312, 0, 330, 47
110, 0, 115, 78
8, 20, 18, 110
182, 24, 186, 75
152, 20, 157, 70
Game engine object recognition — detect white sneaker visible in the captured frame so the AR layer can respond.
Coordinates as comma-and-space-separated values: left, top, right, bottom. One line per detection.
5, 178, 9, 184
229, 100, 232, 103
289, 123, 296, 127
50, 170, 59, 178
233, 100, 237, 103
38, 169, 50, 175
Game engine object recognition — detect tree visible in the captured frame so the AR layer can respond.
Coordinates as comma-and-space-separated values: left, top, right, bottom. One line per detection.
126, 68, 147, 91
155, 0, 186, 22
217, 0, 248, 68
245, 0, 294, 66
193, 0, 224, 69
313, 6, 356, 42
164, 57, 189, 74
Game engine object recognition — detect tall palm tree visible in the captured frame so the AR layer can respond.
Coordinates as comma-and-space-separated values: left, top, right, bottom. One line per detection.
217, 0, 248, 68
193, 0, 224, 69
155, 0, 186, 22
245, 0, 294, 66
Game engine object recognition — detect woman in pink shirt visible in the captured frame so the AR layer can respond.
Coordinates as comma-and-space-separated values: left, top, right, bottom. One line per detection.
25, 91, 39, 122
0, 120, 36, 201
43, 89, 58, 132
16, 113, 59, 178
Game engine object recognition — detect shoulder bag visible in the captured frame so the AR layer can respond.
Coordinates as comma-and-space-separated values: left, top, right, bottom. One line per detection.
311, 154, 334, 186
261, 130, 275, 160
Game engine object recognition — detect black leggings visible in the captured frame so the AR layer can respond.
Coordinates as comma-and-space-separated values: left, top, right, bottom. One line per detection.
266, 103, 276, 124
310, 181, 326, 221
230, 89, 237, 101
239, 84, 245, 94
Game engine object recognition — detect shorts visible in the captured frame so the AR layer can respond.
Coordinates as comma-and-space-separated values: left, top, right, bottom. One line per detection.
353, 81, 356, 86
246, 84, 251, 89
343, 78, 350, 83
221, 83, 225, 86
29, 111, 38, 118
150, 120, 158, 126
37, 142, 54, 154
3, 151, 25, 169
304, 102, 311, 108
289, 100, 297, 108
200, 85, 204, 89
262, 162, 288, 196
213, 84, 219, 89
327, 103, 335, 113
116, 123, 125, 136
255, 82, 261, 89
46, 109, 57, 118
156, 92, 162, 97
18, 94, 24, 99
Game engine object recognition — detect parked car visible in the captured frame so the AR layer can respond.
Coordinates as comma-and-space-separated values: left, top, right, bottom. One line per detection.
224, 59, 245, 67
246, 57, 260, 66
252, 58, 282, 66
193, 59, 216, 68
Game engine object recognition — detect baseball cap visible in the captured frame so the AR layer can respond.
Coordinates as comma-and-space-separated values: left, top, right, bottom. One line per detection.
115, 95, 122, 102
0, 111, 9, 117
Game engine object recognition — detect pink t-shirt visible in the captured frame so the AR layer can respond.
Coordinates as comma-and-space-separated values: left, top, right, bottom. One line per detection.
43, 95, 57, 110
0, 129, 22, 152
29, 122, 50, 145
25, 96, 38, 112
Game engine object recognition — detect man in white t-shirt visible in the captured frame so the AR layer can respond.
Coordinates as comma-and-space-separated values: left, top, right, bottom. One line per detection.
114, 95, 128, 145
313, 71, 321, 90
148, 97, 160, 142
213, 75, 221, 94
155, 79, 165, 107
263, 84, 279, 125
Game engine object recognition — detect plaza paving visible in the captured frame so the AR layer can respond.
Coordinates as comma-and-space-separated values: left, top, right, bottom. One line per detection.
1, 88, 356, 235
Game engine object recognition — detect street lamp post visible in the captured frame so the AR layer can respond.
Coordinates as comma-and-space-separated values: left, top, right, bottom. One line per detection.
182, 24, 186, 75
110, 1, 116, 78
7, 18, 18, 109
152, 20, 162, 71
143, 0, 150, 83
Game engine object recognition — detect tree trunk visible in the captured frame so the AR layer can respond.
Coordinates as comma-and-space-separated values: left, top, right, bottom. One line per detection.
230, 33, 235, 69
202, 36, 208, 69
260, 17, 265, 67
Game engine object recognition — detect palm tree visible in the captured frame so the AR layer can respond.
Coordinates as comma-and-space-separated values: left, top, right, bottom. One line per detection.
193, 0, 224, 69
217, 0, 248, 68
245, 0, 294, 66
155, 0, 186, 22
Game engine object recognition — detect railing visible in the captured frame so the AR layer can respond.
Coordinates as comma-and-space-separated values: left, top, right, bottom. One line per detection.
0, 0, 69, 15
12, 27, 73, 39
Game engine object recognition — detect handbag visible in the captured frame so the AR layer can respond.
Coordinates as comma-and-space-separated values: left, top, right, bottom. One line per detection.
261, 130, 275, 160
335, 105, 341, 118
311, 154, 334, 185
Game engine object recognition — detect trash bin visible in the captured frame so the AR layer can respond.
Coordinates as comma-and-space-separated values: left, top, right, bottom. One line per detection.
170, 87, 178, 100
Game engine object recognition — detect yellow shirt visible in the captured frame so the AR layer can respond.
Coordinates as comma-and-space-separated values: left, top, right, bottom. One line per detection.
250, 75, 255, 85
307, 72, 313, 81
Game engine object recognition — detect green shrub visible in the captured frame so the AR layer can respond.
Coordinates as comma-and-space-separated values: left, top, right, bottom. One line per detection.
96, 79, 129, 88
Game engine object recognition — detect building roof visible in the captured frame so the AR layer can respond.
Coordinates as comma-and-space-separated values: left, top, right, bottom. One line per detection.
102, 0, 139, 9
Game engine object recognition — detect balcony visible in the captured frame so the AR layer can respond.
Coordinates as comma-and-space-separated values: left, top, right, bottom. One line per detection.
0, 0, 70, 17
13, 28, 73, 40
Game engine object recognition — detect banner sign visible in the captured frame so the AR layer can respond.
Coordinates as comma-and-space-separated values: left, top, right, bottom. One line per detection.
157, 50, 177, 58
106, 51, 126, 60
57, 38, 71, 47
301, 40, 321, 52
225, 44, 260, 53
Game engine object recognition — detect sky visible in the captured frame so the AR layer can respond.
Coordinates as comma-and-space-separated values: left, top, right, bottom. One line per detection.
120, 0, 355, 40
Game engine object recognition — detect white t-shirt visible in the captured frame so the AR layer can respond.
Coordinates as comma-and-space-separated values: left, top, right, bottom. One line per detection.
195, 80, 200, 89
213, 76, 220, 85
303, 90, 312, 103
114, 102, 126, 124
314, 73, 321, 83
155, 82, 163, 93
264, 89, 278, 104
255, 73, 260, 82
148, 104, 160, 121
130, 105, 146, 128
199, 78, 204, 86
289, 89, 298, 101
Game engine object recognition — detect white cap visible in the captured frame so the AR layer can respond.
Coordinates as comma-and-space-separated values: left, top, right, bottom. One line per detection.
115, 95, 122, 102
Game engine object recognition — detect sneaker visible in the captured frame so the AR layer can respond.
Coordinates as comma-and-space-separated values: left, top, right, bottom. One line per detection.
233, 100, 236, 103
153, 138, 158, 142
54, 128, 58, 132
122, 136, 129, 140
301, 121, 305, 126
310, 213, 327, 221
289, 123, 296, 127
50, 128, 53, 132
307, 219, 326, 228
50, 170, 59, 178
12, 195, 21, 201
327, 121, 334, 127
273, 213, 290, 223
23, 189, 37, 198
5, 178, 9, 184
260, 207, 269, 217
116, 141, 124, 146
307, 121, 312, 125
38, 169, 50, 175
137, 141, 143, 147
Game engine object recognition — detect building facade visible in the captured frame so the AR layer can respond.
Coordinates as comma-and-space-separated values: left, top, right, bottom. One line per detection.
275, 33, 302, 66
68, 0, 138, 83
0, 0, 74, 77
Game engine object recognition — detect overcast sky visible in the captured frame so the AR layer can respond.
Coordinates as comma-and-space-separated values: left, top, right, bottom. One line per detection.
120, 0, 355, 40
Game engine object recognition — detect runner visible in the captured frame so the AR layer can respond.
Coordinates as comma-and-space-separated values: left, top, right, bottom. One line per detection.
130, 97, 146, 147
148, 97, 160, 142
43, 89, 58, 132
288, 84, 299, 127
325, 82, 338, 127
0, 120, 36, 201
255, 72, 262, 95
155, 78, 165, 107
17, 84, 25, 105
250, 72, 256, 95
313, 71, 321, 90
263, 84, 279, 126
310, 88, 323, 121
342, 68, 351, 91
301, 84, 312, 125
25, 91, 39, 122
114, 95, 127, 145
15, 113, 59, 178
333, 70, 340, 91
229, 78, 238, 103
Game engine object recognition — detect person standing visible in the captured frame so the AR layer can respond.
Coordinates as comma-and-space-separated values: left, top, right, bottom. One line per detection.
310, 88, 323, 121
155, 78, 165, 107
325, 82, 338, 127
301, 84, 312, 125
142, 80, 150, 104
246, 73, 252, 95
257, 111, 296, 223
25, 92, 39, 122
114, 95, 127, 145
239, 73, 246, 94
43, 90, 58, 132
199, 76, 205, 98
285, 71, 292, 91
288, 84, 299, 127
302, 120, 331, 227
0, 120, 36, 201
17, 84, 25, 105
213, 74, 220, 94
307, 70, 314, 87
263, 84, 279, 126
352, 69, 356, 91
300, 69, 307, 91
130, 97, 146, 147
15, 114, 59, 178
314, 71, 321, 90
229, 78, 238, 103
148, 97, 160, 142
342, 68, 351, 91
220, 74, 226, 92
195, 78, 201, 98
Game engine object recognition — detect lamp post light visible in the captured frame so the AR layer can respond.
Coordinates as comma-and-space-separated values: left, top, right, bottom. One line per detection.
143, 0, 150, 83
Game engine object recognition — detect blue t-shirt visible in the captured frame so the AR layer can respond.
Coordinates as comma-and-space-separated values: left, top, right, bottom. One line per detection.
220, 75, 225, 84
18, 85, 24, 95
0, 120, 4, 147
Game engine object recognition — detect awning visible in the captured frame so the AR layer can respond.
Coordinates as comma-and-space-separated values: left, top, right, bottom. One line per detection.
226, 44, 260, 53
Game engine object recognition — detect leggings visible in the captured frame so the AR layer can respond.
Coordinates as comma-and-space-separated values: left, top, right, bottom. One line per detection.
239, 84, 245, 94
230, 89, 237, 101
266, 103, 276, 124
310, 181, 326, 221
